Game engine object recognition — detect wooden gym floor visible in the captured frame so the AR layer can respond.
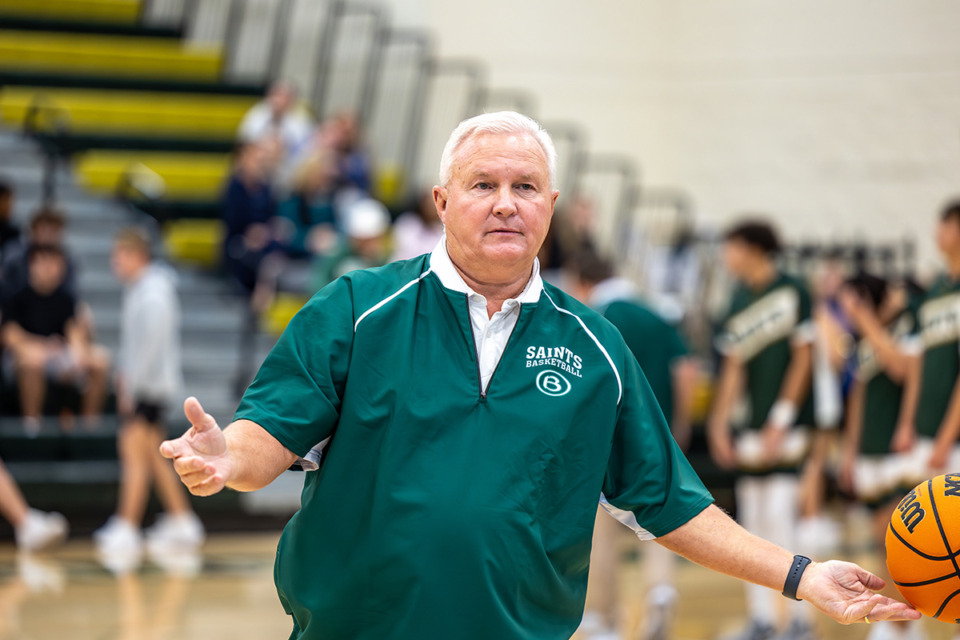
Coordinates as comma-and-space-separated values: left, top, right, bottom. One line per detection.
0, 532, 957, 640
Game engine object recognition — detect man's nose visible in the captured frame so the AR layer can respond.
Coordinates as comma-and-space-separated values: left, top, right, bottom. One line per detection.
492, 186, 518, 217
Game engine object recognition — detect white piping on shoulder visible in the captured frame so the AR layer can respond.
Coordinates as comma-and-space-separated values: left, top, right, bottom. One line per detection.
354, 268, 433, 332
541, 289, 623, 404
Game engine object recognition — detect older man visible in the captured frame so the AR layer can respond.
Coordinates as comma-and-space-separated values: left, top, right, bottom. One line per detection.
161, 112, 918, 639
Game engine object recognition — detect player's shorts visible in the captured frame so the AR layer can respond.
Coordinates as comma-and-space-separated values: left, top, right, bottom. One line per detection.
853, 454, 907, 507
735, 427, 810, 474
898, 438, 960, 488
130, 398, 166, 427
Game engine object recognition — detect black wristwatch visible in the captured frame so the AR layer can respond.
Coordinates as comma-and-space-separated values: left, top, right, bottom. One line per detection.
782, 555, 812, 601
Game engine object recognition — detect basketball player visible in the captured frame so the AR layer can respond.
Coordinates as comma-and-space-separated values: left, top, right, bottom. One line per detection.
571, 250, 697, 640
838, 274, 925, 640
909, 201, 960, 479
709, 221, 819, 640
94, 229, 204, 566
162, 112, 917, 639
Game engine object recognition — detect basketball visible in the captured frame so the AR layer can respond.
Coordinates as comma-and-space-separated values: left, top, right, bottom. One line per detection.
886, 473, 960, 622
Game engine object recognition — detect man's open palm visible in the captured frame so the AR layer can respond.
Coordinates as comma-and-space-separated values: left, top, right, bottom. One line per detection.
160, 397, 233, 496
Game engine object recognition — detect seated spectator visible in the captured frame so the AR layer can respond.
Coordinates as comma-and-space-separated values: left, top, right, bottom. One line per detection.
94, 228, 204, 566
318, 111, 372, 194
222, 141, 281, 296
312, 197, 390, 290
1, 207, 77, 303
275, 151, 339, 259
237, 80, 314, 163
391, 189, 444, 261
0, 456, 67, 551
1, 244, 109, 432
0, 181, 19, 261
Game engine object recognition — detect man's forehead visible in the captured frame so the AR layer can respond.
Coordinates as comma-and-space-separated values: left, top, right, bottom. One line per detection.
453, 132, 549, 178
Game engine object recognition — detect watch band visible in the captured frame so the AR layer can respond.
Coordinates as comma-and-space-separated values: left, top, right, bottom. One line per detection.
782, 555, 812, 601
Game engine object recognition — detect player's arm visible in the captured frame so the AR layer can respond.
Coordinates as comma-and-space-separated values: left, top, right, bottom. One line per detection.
892, 352, 921, 452
839, 379, 865, 493
707, 354, 743, 469
657, 504, 920, 624
160, 397, 298, 495
931, 372, 960, 470
761, 340, 812, 459
670, 356, 698, 451
851, 307, 910, 383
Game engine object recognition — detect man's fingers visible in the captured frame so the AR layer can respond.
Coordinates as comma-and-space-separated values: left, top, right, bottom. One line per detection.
184, 396, 218, 433
857, 566, 886, 592
159, 438, 182, 459
861, 596, 922, 622
173, 456, 210, 476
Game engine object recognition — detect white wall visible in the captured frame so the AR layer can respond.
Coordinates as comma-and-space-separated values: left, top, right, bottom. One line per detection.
384, 0, 960, 272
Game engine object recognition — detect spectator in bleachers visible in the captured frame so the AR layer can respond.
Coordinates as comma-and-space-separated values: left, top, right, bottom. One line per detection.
275, 150, 339, 260
222, 141, 280, 297
391, 189, 444, 261
319, 111, 372, 195
0, 456, 67, 551
94, 228, 204, 564
0, 207, 77, 303
0, 244, 109, 433
311, 197, 390, 290
237, 79, 314, 162
0, 181, 19, 262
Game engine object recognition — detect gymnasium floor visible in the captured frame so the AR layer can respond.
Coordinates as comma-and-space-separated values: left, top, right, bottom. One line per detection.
0, 533, 955, 640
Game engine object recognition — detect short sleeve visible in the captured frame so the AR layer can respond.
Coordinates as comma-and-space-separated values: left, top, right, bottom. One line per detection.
792, 283, 815, 345
233, 277, 355, 458
601, 349, 713, 539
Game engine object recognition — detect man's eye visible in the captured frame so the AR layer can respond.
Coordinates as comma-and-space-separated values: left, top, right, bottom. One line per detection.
475, 182, 492, 190
517, 184, 534, 191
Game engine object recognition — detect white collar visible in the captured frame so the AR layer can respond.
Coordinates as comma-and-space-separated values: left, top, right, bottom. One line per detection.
429, 235, 543, 304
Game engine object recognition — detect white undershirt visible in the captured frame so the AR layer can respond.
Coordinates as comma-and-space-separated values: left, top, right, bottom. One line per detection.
430, 236, 543, 392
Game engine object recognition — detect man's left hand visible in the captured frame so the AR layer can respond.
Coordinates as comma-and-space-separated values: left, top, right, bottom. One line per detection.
797, 561, 921, 624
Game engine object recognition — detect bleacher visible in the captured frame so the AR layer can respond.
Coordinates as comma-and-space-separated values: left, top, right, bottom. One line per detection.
0, 0, 718, 533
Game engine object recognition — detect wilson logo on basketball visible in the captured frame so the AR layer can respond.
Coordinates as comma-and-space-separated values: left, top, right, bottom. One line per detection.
897, 489, 925, 534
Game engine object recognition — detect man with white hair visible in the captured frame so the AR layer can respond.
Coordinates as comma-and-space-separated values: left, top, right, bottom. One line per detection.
161, 111, 918, 639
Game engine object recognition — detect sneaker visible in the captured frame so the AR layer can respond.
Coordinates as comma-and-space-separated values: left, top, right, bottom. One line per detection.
776, 619, 818, 640
720, 621, 777, 640
15, 509, 68, 552
643, 584, 677, 640
145, 512, 205, 553
577, 610, 620, 640
93, 516, 143, 555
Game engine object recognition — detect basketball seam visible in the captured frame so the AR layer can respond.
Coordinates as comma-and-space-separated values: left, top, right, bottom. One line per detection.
887, 521, 960, 562
925, 478, 960, 620
894, 571, 959, 588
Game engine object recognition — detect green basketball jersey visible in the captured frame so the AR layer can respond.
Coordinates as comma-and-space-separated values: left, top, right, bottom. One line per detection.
234, 252, 713, 640
598, 299, 688, 426
855, 309, 917, 455
717, 272, 815, 431
916, 275, 960, 438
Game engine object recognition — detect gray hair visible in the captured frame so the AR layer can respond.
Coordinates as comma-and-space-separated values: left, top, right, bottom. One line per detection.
438, 111, 557, 188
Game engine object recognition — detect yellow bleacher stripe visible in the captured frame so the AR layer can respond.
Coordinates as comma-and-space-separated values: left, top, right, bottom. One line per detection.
0, 0, 140, 24
75, 150, 231, 199
0, 31, 222, 80
0, 87, 257, 138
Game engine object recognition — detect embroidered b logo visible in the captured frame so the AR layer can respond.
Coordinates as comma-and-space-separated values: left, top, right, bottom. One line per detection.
536, 370, 571, 397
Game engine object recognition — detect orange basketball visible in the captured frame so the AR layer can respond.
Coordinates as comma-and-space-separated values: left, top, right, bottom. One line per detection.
886, 473, 960, 622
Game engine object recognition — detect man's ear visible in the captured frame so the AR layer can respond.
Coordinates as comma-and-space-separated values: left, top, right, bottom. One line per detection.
433, 186, 448, 225
549, 190, 560, 217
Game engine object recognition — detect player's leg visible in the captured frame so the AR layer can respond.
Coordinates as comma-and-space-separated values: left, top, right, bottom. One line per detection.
727, 474, 778, 640
641, 541, 677, 640
94, 415, 152, 557
142, 403, 205, 553
0, 457, 67, 551
580, 505, 623, 639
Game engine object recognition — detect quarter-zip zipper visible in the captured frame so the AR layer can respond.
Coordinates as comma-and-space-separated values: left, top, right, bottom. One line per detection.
464, 294, 521, 399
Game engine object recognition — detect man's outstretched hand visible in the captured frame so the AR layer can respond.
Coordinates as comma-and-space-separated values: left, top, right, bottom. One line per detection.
160, 397, 233, 496
798, 560, 921, 624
